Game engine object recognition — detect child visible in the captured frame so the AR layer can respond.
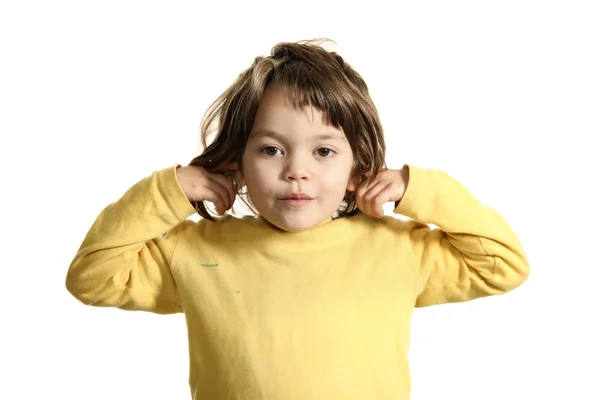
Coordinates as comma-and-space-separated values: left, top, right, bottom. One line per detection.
66, 38, 529, 399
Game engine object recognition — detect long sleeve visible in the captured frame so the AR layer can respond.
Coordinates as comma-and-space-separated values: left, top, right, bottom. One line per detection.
395, 165, 530, 307
65, 164, 198, 314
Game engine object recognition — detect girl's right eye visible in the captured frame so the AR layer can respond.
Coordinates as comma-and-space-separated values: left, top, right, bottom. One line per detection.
261, 146, 282, 156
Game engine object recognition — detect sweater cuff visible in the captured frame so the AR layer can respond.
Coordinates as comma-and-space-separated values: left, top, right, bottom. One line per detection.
157, 164, 198, 221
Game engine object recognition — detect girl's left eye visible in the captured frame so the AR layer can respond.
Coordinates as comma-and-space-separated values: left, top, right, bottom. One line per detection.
262, 146, 281, 156
316, 148, 334, 157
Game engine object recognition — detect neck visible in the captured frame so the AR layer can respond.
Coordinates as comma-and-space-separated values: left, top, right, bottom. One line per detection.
256, 215, 334, 232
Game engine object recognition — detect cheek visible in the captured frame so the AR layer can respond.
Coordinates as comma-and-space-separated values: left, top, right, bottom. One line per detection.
246, 162, 274, 185
321, 161, 353, 184
318, 170, 352, 199
244, 163, 277, 201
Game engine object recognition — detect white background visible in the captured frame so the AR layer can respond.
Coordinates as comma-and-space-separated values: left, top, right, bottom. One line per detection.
2, 0, 598, 399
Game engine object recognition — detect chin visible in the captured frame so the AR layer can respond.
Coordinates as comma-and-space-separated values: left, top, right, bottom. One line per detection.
269, 216, 320, 232
274, 221, 314, 232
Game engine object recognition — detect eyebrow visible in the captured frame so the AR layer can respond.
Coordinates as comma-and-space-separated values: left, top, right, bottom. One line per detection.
250, 129, 346, 142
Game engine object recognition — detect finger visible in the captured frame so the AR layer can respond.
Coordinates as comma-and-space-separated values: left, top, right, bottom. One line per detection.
207, 173, 236, 210
201, 178, 230, 214
369, 184, 397, 218
359, 182, 389, 218
218, 172, 237, 209
371, 182, 398, 217
360, 167, 387, 179
355, 178, 376, 200
214, 163, 238, 175
202, 190, 227, 215
357, 187, 380, 217
362, 180, 390, 204
355, 169, 388, 198
202, 192, 226, 215
356, 179, 385, 216
356, 185, 376, 216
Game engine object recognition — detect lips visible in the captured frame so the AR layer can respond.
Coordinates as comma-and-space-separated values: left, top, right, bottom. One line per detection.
283, 193, 312, 200
280, 193, 313, 207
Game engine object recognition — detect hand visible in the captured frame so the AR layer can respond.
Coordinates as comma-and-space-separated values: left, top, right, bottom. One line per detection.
176, 165, 236, 215
355, 166, 409, 218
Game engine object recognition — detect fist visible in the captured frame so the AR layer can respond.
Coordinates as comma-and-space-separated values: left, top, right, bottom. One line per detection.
176, 165, 236, 215
354, 167, 409, 218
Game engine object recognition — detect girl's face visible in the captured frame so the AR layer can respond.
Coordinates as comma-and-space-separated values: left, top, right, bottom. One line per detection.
241, 85, 356, 232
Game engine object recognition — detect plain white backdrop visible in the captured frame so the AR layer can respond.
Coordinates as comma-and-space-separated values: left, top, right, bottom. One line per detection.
1, 0, 598, 399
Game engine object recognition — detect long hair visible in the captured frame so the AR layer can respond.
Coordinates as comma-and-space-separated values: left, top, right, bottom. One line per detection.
189, 38, 386, 220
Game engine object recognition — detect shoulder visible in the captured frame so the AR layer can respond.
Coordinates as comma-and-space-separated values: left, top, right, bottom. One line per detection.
161, 215, 224, 238
338, 211, 394, 238
352, 211, 414, 231
166, 214, 261, 240
352, 212, 434, 241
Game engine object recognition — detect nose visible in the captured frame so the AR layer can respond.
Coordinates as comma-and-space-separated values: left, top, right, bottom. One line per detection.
283, 154, 310, 181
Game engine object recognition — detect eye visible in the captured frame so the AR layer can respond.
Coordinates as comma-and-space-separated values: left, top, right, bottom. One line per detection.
261, 146, 282, 156
316, 148, 334, 157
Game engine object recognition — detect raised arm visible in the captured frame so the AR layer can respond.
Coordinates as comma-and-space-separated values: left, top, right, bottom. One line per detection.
395, 165, 530, 307
65, 164, 197, 314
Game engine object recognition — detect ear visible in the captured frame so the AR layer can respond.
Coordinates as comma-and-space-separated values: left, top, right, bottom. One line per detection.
346, 169, 361, 192
236, 169, 246, 187
220, 163, 245, 187
231, 163, 246, 187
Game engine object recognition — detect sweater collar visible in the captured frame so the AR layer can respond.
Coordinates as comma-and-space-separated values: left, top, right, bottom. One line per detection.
255, 215, 334, 232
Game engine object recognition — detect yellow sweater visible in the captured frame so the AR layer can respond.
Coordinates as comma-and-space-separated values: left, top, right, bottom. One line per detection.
66, 164, 529, 399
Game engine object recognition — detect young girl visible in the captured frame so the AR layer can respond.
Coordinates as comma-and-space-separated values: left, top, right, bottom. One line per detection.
66, 39, 529, 399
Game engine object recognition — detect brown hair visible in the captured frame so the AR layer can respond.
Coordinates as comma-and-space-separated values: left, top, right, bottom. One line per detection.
188, 38, 386, 220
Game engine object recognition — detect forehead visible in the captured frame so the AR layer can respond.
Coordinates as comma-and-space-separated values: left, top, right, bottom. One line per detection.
250, 86, 345, 141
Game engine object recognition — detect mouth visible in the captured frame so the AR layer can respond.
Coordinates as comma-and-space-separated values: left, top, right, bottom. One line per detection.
279, 193, 313, 207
